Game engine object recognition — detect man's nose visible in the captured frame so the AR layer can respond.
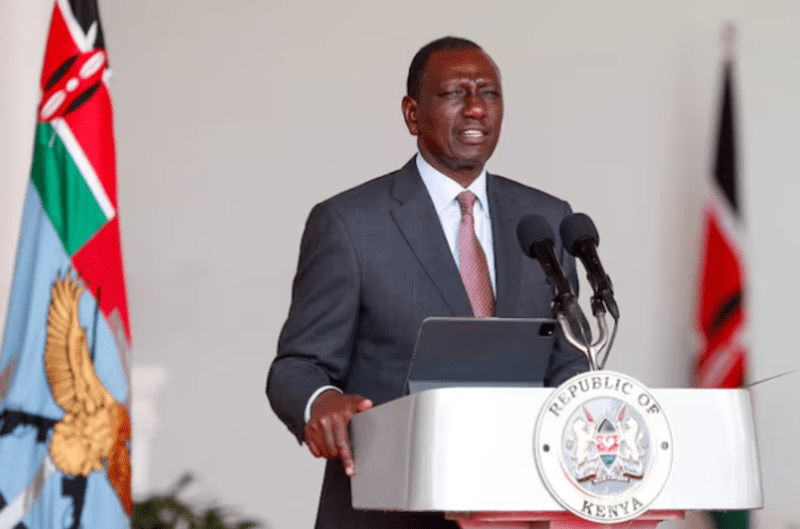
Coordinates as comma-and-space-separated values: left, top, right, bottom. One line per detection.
463, 93, 487, 119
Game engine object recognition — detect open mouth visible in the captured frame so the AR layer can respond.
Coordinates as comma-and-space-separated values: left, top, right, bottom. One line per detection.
458, 129, 489, 142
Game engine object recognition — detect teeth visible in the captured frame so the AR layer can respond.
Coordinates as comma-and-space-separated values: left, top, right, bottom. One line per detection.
462, 130, 484, 137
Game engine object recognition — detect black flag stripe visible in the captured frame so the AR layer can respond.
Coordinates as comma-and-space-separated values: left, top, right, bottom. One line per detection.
66, 0, 106, 50
714, 62, 738, 215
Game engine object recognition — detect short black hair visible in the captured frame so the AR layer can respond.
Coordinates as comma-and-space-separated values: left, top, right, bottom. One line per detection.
406, 36, 482, 100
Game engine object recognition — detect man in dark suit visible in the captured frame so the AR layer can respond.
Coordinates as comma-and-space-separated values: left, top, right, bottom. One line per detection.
267, 37, 588, 528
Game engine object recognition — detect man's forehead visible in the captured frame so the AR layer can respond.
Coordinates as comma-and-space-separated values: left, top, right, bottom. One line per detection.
423, 48, 500, 82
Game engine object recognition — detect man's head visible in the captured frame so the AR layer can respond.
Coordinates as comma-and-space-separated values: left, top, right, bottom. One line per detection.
403, 37, 503, 187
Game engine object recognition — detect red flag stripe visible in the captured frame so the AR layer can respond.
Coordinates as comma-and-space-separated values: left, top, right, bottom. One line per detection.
39, 5, 82, 90
63, 84, 118, 207
696, 207, 746, 387
72, 217, 131, 343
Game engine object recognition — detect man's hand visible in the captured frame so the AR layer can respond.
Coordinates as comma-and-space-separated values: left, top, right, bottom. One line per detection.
304, 390, 373, 476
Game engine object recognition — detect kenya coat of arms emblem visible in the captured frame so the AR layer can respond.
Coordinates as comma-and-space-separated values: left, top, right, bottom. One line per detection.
569, 405, 645, 484
534, 372, 673, 524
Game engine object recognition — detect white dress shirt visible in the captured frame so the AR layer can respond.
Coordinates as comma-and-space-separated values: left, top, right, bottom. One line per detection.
303, 153, 496, 423
414, 153, 496, 294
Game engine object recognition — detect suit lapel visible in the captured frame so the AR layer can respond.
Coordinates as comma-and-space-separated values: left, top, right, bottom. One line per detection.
488, 174, 523, 317
390, 159, 474, 317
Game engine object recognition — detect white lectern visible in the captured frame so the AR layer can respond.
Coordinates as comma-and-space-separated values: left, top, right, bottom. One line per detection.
350, 384, 761, 528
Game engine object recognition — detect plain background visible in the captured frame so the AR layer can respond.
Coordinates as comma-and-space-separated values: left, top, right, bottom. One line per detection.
1, 1, 799, 527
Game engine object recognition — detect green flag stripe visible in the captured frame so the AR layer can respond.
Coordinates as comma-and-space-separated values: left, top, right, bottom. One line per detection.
52, 118, 116, 220
712, 511, 748, 528
31, 122, 107, 256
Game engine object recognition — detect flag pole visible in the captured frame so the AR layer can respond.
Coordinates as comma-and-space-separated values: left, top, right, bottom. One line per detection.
722, 22, 737, 62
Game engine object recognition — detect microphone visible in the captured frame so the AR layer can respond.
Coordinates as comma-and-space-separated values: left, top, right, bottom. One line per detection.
516, 214, 572, 301
559, 213, 620, 320
517, 214, 592, 345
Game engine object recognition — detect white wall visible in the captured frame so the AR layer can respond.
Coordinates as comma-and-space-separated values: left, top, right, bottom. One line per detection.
0, 1, 50, 325
2, 1, 799, 527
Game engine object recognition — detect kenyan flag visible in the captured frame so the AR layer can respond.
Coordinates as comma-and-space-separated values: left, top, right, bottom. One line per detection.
696, 60, 746, 391
0, 1, 132, 527
695, 60, 749, 528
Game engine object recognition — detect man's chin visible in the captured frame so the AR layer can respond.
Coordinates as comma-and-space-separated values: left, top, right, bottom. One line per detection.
445, 157, 486, 173
420, 149, 489, 181
450, 145, 497, 168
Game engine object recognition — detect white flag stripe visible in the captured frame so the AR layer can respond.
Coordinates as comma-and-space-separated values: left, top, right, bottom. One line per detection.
52, 118, 116, 221
56, 0, 94, 52
0, 455, 57, 529
707, 185, 747, 264
699, 336, 744, 388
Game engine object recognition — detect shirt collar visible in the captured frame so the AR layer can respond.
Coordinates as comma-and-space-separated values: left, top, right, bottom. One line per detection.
415, 153, 490, 218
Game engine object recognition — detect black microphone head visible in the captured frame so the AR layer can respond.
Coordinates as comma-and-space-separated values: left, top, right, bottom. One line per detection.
560, 213, 599, 255
516, 214, 555, 258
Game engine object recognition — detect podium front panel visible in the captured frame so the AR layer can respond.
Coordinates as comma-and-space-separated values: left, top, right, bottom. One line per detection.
350, 387, 761, 513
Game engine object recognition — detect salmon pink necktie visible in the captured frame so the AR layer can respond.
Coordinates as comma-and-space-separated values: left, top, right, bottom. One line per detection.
457, 191, 495, 317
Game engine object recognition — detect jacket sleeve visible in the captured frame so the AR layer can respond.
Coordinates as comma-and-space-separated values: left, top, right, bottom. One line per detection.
543, 200, 591, 387
266, 201, 361, 443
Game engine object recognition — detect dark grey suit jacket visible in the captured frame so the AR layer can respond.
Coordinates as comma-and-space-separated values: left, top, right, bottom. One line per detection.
267, 158, 588, 529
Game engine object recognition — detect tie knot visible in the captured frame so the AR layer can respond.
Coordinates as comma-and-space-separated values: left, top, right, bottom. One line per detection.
457, 191, 477, 216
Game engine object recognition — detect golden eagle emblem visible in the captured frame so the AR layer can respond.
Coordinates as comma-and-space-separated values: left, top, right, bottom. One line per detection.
44, 274, 132, 514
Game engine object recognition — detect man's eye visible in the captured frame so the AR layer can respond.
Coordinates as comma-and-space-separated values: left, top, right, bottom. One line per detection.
481, 89, 502, 99
441, 89, 465, 98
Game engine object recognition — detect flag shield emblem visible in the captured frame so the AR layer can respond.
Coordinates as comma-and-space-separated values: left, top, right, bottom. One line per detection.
596, 419, 619, 468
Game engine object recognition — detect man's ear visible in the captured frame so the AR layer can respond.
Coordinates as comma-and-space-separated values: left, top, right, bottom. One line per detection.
401, 95, 419, 135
